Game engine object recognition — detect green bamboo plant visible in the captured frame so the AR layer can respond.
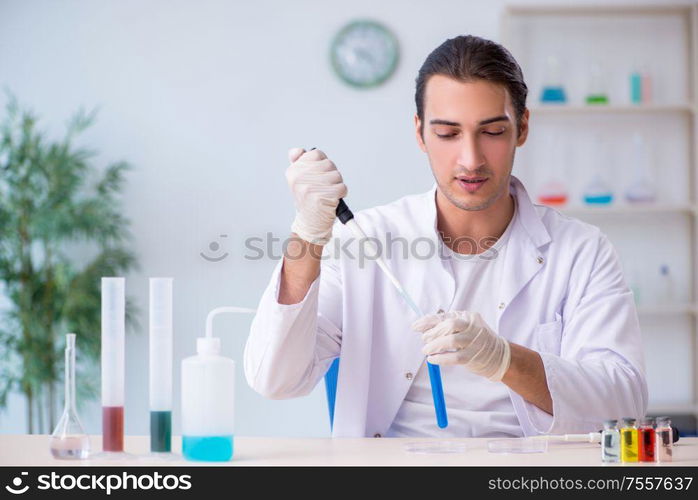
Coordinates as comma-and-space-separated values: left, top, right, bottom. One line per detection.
0, 94, 138, 433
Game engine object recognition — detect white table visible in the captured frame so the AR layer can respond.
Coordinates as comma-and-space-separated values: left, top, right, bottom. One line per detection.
1, 435, 697, 466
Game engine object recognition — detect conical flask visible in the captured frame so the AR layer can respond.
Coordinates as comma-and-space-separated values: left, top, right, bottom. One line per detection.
50, 333, 90, 459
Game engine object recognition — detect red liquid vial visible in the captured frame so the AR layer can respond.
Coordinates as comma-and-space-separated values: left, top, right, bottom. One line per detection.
638, 418, 656, 462
102, 406, 124, 452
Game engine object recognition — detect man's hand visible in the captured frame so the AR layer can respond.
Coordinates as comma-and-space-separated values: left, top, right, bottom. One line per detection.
412, 310, 511, 382
286, 148, 347, 246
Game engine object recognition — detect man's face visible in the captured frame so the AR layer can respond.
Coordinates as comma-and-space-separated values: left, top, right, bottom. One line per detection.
415, 75, 529, 211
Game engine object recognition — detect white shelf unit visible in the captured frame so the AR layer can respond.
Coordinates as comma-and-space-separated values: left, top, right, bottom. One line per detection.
561, 204, 697, 216
502, 4, 698, 429
637, 303, 697, 317
531, 104, 695, 114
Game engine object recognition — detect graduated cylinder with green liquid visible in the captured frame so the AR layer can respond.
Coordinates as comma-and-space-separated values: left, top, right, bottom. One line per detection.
149, 278, 174, 453
620, 417, 639, 463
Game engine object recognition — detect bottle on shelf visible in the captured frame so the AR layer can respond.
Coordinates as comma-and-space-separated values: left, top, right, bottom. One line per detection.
540, 55, 567, 104
624, 261, 642, 306
630, 62, 653, 105
537, 132, 569, 206
586, 62, 609, 105
656, 264, 675, 305
583, 174, 614, 205
538, 180, 569, 206
630, 67, 643, 105
641, 68, 652, 104
625, 133, 657, 204
583, 135, 614, 205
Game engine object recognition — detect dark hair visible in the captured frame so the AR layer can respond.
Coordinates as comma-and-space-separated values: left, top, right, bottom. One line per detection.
415, 35, 528, 137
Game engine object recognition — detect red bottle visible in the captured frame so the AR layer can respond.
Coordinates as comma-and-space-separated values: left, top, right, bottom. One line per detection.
638, 417, 656, 462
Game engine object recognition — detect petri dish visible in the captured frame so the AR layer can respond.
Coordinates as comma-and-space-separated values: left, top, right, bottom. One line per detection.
403, 441, 469, 454
487, 437, 548, 454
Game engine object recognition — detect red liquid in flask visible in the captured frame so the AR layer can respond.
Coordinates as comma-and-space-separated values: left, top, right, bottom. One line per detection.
102, 406, 124, 452
538, 195, 568, 206
638, 426, 656, 462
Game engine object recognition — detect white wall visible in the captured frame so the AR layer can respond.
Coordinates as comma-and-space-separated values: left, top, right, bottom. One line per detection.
0, 0, 692, 437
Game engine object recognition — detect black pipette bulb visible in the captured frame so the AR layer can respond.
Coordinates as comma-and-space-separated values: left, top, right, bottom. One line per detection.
306, 147, 354, 224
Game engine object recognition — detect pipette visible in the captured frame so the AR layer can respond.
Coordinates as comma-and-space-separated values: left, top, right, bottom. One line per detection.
531, 432, 601, 443
305, 148, 447, 428
531, 426, 681, 444
338, 201, 448, 429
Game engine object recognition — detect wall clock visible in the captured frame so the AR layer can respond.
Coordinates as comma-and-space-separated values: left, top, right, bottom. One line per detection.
330, 20, 399, 89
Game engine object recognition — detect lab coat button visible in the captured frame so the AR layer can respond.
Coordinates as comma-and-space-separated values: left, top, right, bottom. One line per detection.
374, 433, 382, 438
498, 302, 505, 309
405, 372, 413, 380
537, 256, 544, 264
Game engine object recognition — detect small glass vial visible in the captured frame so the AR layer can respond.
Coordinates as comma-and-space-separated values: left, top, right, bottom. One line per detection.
620, 417, 639, 463
638, 417, 656, 462
655, 417, 673, 463
50, 334, 91, 459
601, 419, 620, 463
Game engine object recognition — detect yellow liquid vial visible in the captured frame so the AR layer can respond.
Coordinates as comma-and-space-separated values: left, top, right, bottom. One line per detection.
620, 427, 638, 462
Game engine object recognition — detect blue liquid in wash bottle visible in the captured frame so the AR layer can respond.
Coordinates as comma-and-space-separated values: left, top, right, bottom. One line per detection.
183, 435, 234, 462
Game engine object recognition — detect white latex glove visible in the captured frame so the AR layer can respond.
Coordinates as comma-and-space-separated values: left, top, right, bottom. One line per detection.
412, 310, 511, 382
286, 148, 348, 245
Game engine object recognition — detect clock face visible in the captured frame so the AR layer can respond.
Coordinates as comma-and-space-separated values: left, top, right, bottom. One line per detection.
330, 20, 399, 88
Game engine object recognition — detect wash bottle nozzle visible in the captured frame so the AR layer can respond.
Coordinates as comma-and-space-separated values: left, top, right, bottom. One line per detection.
197, 306, 257, 355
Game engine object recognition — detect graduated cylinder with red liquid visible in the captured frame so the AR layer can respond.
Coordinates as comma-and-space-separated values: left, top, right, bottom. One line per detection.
101, 277, 125, 452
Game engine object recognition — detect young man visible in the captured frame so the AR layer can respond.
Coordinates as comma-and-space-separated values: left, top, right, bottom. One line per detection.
244, 35, 647, 438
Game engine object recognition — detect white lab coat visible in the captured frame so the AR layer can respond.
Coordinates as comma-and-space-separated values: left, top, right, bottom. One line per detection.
244, 175, 648, 438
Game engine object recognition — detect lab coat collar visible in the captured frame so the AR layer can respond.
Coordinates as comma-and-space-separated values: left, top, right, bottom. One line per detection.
420, 175, 552, 250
